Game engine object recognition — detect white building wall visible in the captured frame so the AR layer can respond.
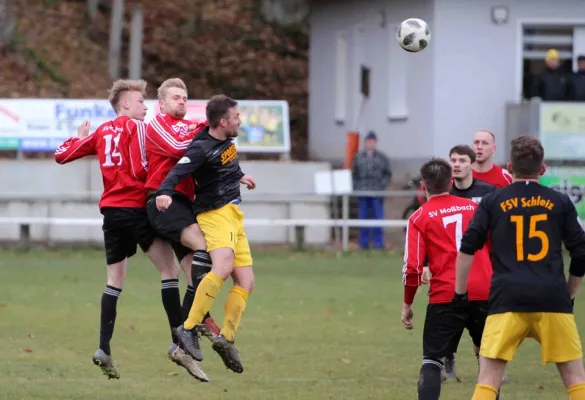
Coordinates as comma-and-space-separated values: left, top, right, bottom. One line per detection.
309, 0, 585, 175
309, 0, 436, 175
432, 0, 585, 163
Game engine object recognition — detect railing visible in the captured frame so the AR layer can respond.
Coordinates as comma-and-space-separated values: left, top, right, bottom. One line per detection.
0, 190, 420, 252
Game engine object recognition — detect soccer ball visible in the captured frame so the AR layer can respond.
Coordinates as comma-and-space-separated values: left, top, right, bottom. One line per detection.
396, 18, 431, 52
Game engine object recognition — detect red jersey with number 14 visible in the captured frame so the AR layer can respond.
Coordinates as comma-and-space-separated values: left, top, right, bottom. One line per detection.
402, 194, 492, 304
54, 116, 148, 209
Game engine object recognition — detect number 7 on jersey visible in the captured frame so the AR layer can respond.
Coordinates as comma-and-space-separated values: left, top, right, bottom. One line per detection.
442, 213, 463, 251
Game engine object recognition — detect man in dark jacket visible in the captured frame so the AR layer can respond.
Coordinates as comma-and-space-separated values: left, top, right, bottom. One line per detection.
530, 49, 570, 101
352, 131, 392, 249
568, 55, 585, 101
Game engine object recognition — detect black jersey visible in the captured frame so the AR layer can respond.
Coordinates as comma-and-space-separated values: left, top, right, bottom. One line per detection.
450, 179, 496, 204
459, 181, 585, 315
157, 127, 244, 213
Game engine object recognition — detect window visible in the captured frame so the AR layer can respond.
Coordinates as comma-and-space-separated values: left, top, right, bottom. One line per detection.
522, 26, 574, 100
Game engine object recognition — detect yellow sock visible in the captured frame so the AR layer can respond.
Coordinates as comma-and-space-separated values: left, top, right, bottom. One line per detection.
184, 272, 224, 330
220, 286, 249, 342
568, 383, 585, 399
472, 384, 498, 400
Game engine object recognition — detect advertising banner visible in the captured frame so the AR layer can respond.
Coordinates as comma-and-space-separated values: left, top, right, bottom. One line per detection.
149, 100, 290, 153
0, 98, 290, 153
540, 167, 585, 220
539, 102, 585, 160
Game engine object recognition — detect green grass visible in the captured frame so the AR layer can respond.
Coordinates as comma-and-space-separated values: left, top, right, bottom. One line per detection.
0, 249, 578, 399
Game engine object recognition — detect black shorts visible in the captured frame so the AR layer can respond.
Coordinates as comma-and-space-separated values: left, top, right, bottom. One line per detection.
101, 207, 156, 265
146, 193, 195, 261
422, 301, 488, 359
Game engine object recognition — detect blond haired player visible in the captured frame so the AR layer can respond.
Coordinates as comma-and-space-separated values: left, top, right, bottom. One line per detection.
145, 78, 223, 352
55, 80, 207, 381
472, 130, 513, 189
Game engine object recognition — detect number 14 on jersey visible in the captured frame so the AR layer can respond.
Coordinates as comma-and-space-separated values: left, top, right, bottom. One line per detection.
103, 133, 122, 167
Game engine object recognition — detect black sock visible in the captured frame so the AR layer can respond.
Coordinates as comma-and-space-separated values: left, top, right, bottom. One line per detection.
181, 285, 195, 321
99, 285, 121, 356
191, 250, 212, 290
446, 353, 455, 362
161, 279, 182, 344
418, 358, 443, 400
192, 250, 214, 324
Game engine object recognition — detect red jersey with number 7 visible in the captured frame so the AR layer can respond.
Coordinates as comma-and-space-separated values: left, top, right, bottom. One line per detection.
402, 194, 492, 304
54, 116, 148, 209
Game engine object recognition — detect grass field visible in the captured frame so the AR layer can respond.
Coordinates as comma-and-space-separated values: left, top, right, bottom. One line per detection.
0, 249, 580, 399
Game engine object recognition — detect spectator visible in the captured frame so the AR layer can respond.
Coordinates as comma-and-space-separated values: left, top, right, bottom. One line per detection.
530, 49, 570, 101
352, 131, 392, 249
568, 55, 585, 101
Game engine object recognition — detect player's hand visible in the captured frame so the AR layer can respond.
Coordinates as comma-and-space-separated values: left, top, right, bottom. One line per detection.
421, 267, 431, 284
156, 195, 172, 211
77, 120, 90, 138
401, 303, 414, 330
451, 291, 469, 313
240, 175, 256, 190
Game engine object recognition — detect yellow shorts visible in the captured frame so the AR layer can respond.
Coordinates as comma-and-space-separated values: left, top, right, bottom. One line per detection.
480, 312, 583, 365
196, 203, 253, 268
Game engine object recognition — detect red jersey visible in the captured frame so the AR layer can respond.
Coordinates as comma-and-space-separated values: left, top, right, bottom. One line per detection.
402, 194, 492, 304
145, 113, 208, 199
55, 116, 148, 209
473, 164, 512, 188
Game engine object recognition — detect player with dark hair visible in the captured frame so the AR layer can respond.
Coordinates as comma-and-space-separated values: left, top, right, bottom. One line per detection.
156, 94, 256, 374
450, 145, 496, 204
402, 157, 493, 400
455, 135, 585, 400
55, 79, 207, 381
426, 145, 497, 382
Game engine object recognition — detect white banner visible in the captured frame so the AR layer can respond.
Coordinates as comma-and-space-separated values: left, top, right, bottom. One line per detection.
0, 99, 290, 153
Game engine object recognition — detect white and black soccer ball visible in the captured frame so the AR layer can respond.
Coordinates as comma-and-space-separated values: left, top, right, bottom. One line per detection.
396, 18, 431, 53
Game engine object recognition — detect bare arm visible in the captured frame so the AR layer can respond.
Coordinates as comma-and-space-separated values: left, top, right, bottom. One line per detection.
455, 253, 474, 295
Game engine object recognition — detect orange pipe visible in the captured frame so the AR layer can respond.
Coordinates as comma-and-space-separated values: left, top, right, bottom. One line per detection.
344, 131, 360, 169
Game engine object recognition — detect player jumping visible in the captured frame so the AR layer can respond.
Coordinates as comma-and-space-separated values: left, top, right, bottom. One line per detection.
455, 135, 585, 400
402, 157, 494, 400
145, 78, 221, 344
156, 95, 256, 374
54, 79, 207, 381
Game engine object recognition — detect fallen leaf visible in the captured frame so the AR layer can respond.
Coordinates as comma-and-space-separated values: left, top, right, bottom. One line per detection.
167, 372, 179, 376
28, 333, 35, 339
129, 325, 135, 331
341, 358, 351, 364
538, 384, 545, 390
23, 348, 33, 353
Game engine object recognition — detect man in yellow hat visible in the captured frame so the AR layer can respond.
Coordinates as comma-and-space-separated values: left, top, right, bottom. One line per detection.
530, 48, 570, 101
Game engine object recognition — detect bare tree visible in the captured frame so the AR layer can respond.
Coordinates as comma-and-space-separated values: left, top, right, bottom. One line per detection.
0, 0, 16, 49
